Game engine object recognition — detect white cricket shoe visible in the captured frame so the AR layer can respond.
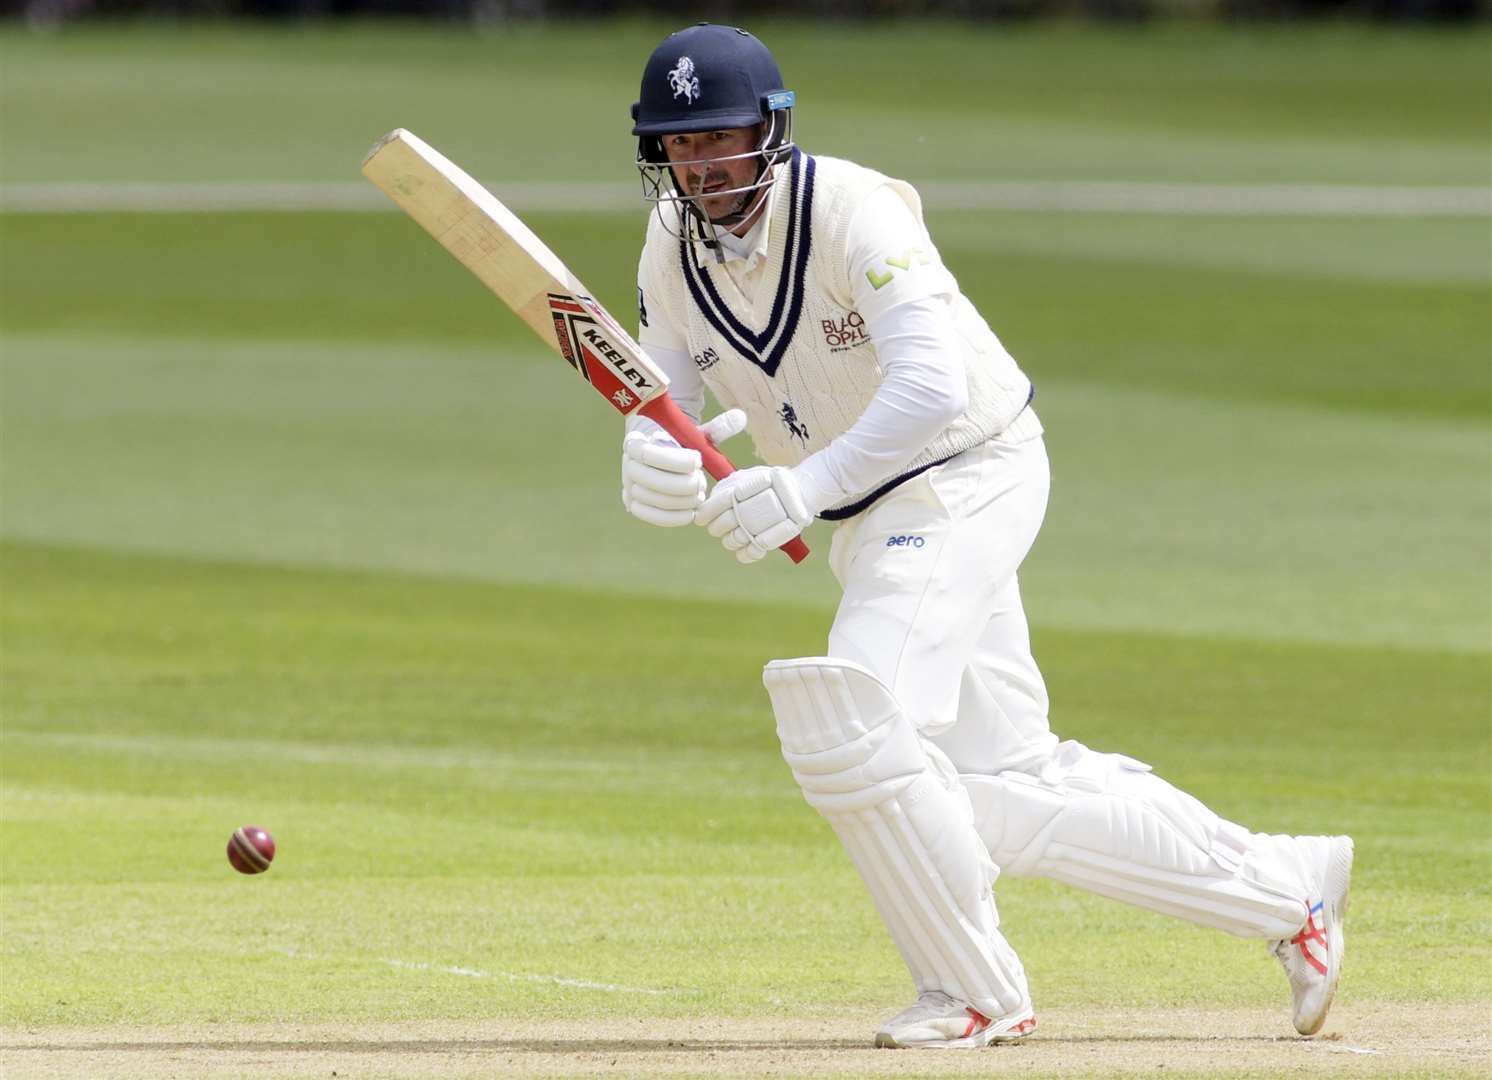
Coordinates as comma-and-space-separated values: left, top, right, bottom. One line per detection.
874, 990, 1037, 1049
1271, 835, 1354, 1036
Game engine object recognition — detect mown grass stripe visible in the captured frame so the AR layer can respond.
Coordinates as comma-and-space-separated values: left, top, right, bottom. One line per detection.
3, 180, 1487, 216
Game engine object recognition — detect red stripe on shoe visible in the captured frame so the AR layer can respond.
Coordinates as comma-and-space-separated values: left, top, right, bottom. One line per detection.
963, 1008, 991, 1039
1291, 910, 1330, 976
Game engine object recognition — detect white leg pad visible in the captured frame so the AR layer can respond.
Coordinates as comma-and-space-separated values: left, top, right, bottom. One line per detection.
964, 741, 1310, 939
764, 657, 1030, 1020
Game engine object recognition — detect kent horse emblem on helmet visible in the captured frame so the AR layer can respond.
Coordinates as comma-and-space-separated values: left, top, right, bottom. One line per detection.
667, 56, 701, 103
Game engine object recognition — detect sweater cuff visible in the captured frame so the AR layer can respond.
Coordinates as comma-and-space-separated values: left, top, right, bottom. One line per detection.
792, 453, 848, 519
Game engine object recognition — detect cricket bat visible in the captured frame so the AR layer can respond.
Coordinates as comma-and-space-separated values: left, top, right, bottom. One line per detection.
361, 128, 810, 564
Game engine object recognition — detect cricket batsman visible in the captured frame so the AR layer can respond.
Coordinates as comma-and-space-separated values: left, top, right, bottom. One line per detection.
621, 23, 1353, 1049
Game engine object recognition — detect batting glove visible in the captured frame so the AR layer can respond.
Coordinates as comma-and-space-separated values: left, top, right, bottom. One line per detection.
695, 465, 813, 563
621, 410, 747, 528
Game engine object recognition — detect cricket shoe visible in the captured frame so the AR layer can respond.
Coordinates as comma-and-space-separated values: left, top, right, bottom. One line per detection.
874, 990, 1036, 1049
1271, 834, 1354, 1036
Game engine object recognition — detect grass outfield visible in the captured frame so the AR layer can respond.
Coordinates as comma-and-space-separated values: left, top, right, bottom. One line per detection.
2, 546, 1488, 1077
2, 17, 1490, 1080
4, 20, 1489, 186
3, 210, 1485, 651
4, 540, 1489, 1015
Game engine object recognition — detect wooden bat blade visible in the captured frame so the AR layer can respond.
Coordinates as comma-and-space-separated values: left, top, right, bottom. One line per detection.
362, 128, 577, 350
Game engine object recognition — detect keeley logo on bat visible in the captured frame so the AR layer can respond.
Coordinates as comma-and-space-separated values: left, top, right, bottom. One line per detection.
547, 293, 656, 399
580, 327, 655, 393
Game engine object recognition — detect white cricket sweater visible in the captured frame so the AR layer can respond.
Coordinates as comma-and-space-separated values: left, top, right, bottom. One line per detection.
637, 151, 1039, 518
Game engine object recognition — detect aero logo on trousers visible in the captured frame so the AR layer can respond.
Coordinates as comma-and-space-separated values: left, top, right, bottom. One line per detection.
886, 535, 925, 549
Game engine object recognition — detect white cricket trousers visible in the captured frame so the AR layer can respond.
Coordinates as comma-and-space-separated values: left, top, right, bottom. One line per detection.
826, 428, 1055, 768
824, 425, 1317, 942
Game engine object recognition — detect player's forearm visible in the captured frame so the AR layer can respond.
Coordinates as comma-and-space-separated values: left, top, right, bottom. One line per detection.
793, 296, 968, 516
638, 248, 705, 422
638, 342, 705, 422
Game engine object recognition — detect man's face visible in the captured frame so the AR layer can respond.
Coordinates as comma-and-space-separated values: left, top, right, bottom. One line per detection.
663, 125, 763, 223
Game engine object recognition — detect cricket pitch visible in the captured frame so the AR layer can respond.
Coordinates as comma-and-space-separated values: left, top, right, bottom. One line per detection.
4, 1004, 1486, 1079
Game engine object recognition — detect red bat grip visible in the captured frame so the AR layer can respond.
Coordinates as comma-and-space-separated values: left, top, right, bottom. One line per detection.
637, 394, 811, 564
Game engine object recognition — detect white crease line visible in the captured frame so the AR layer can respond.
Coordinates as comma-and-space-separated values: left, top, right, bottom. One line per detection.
275, 947, 676, 996
2, 180, 1487, 216
378, 957, 676, 995
1306, 1042, 1384, 1055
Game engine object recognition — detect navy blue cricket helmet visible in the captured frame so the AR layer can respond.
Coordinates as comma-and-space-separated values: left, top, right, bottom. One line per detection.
631, 24, 797, 239
631, 23, 795, 141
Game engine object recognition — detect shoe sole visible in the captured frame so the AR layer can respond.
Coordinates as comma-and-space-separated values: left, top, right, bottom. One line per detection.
875, 1012, 1036, 1049
1296, 836, 1354, 1036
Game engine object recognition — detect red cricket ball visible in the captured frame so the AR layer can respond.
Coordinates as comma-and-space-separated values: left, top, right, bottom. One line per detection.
227, 825, 276, 875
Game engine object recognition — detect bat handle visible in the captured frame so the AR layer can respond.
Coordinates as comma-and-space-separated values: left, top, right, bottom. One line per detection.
637, 394, 811, 565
